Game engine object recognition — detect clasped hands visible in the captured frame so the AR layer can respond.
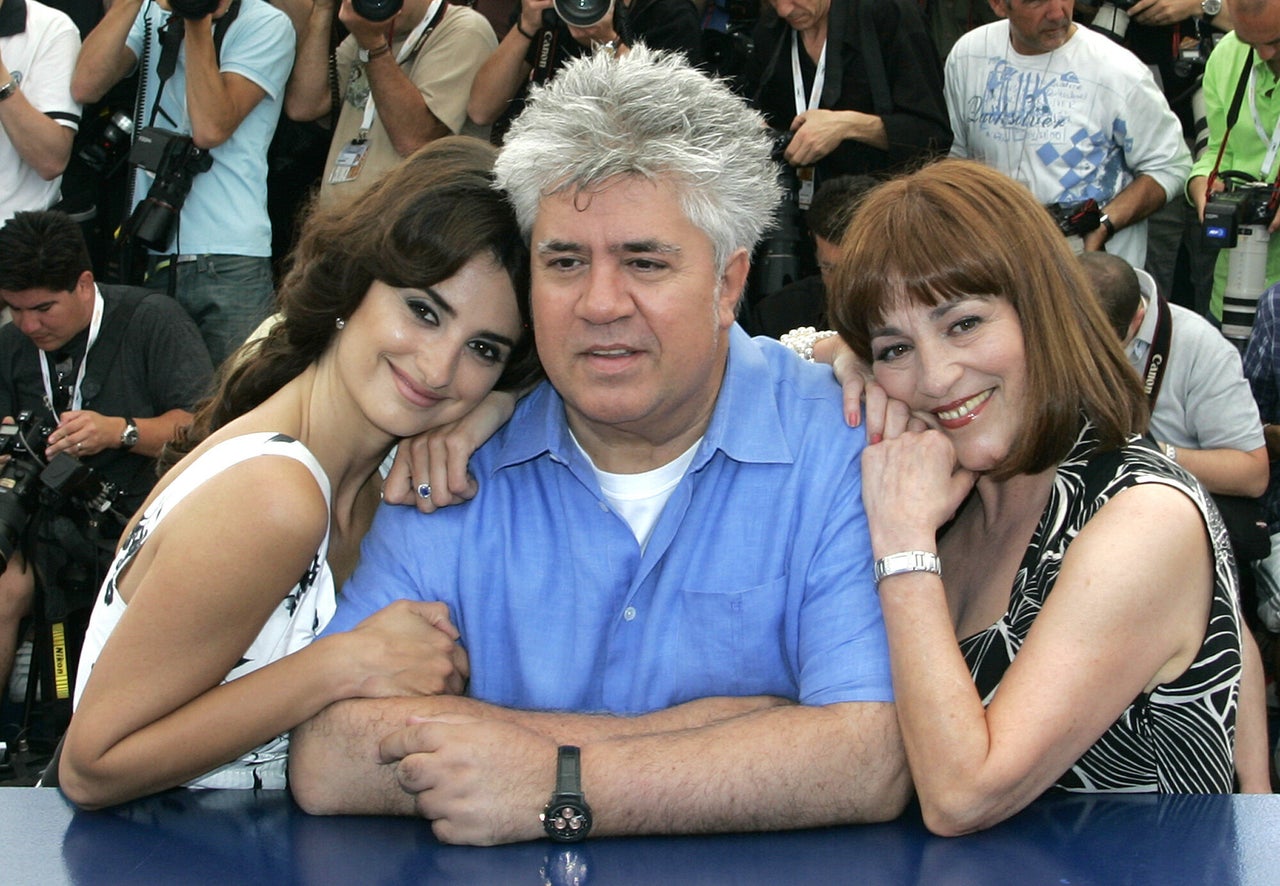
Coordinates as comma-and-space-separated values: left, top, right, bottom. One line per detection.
378, 709, 558, 845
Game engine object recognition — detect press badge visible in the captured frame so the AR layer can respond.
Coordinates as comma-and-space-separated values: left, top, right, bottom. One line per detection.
329, 139, 369, 184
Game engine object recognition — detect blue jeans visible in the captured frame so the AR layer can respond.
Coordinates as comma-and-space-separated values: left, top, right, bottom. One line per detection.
145, 254, 275, 367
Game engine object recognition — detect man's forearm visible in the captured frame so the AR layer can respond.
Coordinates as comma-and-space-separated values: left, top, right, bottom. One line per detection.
291, 694, 910, 836
134, 409, 195, 458
1167, 444, 1270, 498
364, 51, 449, 156
0, 98, 74, 180
285, 2, 336, 122
291, 694, 792, 815
466, 28, 534, 127
72, 0, 141, 104
183, 23, 246, 148
1104, 174, 1170, 230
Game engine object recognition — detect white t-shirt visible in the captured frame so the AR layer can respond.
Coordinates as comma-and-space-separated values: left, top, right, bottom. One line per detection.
0, 0, 80, 222
945, 22, 1191, 268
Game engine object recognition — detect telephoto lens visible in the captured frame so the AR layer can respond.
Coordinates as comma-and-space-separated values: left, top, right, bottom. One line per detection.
554, 0, 613, 28
351, 0, 403, 22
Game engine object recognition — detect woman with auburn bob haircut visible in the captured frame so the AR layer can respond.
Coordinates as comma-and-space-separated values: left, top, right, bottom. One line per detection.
58, 137, 538, 809
828, 159, 1244, 835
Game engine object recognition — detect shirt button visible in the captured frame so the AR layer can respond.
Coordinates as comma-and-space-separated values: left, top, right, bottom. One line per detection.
623, 606, 637, 621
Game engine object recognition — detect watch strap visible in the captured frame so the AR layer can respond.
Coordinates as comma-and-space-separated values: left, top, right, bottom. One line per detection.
0, 79, 17, 102
555, 745, 583, 797
874, 550, 942, 585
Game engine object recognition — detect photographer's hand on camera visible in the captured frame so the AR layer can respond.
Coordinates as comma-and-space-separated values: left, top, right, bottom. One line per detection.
339, 0, 397, 52
44, 410, 122, 459
181, 1, 271, 149
785, 109, 889, 167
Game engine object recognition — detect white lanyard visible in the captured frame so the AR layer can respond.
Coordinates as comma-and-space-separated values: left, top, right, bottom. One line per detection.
1248, 65, 1280, 179
359, 0, 445, 136
40, 285, 104, 417
791, 29, 827, 118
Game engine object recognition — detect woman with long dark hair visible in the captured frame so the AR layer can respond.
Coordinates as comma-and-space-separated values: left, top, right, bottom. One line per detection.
58, 137, 538, 808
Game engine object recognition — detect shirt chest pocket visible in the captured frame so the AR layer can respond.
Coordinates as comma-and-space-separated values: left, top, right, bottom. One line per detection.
673, 576, 791, 698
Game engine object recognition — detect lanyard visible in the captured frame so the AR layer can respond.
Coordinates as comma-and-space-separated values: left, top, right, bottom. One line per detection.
1248, 65, 1280, 179
40, 285, 105, 417
790, 29, 827, 118
359, 0, 445, 138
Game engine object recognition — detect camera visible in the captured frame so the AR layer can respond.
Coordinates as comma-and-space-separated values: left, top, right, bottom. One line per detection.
77, 110, 134, 177
120, 126, 213, 251
748, 129, 808, 306
351, 0, 402, 22
1044, 198, 1102, 255
0, 413, 121, 570
168, 0, 221, 19
1203, 174, 1280, 344
554, 0, 613, 28
1086, 0, 1138, 42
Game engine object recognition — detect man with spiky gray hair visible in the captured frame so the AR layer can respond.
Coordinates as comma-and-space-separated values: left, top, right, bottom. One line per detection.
290, 46, 907, 846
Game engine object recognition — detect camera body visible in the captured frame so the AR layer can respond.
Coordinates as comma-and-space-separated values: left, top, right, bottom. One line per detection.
1203, 179, 1280, 344
1203, 181, 1280, 249
0, 412, 120, 570
77, 110, 135, 177
168, 0, 221, 19
1045, 198, 1102, 255
121, 126, 213, 251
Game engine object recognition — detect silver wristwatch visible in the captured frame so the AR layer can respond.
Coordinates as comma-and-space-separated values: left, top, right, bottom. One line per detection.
120, 417, 140, 449
1201, 0, 1222, 17
873, 551, 942, 585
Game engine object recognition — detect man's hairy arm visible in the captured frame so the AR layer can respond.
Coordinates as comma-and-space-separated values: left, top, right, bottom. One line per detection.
290, 694, 793, 816
290, 694, 909, 842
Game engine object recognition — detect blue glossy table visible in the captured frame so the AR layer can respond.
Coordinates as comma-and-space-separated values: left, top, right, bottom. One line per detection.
5, 788, 1280, 884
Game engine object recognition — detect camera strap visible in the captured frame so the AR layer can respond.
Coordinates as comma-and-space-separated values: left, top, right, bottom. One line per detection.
1139, 291, 1172, 410
38, 288, 104, 418
1205, 47, 1256, 195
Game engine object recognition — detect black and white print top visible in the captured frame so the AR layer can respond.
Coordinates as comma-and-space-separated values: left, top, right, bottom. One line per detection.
73, 433, 337, 790
959, 422, 1242, 793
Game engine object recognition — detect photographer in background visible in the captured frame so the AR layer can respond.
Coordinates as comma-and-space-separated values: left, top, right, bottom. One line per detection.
1189, 0, 1280, 330
286, 0, 497, 208
466, 0, 702, 139
71, 0, 294, 367
0, 0, 81, 224
0, 209, 212, 734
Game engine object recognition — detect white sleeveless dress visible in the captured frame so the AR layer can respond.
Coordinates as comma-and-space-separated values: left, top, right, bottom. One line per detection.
72, 432, 337, 790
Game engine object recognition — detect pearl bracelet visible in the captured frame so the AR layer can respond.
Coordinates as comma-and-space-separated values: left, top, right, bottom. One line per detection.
780, 326, 838, 362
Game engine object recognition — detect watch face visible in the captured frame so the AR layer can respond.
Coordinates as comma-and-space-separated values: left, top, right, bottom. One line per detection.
1202, 0, 1221, 14
543, 802, 591, 842
122, 423, 139, 446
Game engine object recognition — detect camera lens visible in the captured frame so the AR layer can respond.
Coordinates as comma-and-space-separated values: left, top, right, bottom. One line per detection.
352, 0, 403, 22
554, 0, 613, 28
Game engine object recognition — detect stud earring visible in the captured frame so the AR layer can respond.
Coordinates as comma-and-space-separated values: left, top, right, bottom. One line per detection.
335, 317, 346, 330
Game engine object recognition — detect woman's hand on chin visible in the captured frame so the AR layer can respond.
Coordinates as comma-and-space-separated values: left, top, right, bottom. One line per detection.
860, 429, 976, 550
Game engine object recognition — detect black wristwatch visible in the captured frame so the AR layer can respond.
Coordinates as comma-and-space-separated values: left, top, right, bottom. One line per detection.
120, 417, 140, 449
541, 746, 592, 842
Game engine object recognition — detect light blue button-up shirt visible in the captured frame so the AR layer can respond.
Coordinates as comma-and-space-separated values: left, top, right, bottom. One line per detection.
327, 325, 892, 713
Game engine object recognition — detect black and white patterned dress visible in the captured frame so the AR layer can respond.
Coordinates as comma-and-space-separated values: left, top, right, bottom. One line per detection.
73, 433, 337, 790
959, 423, 1242, 793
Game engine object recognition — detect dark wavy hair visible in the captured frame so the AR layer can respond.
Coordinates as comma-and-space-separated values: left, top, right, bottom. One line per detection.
162, 137, 538, 471
828, 159, 1146, 480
